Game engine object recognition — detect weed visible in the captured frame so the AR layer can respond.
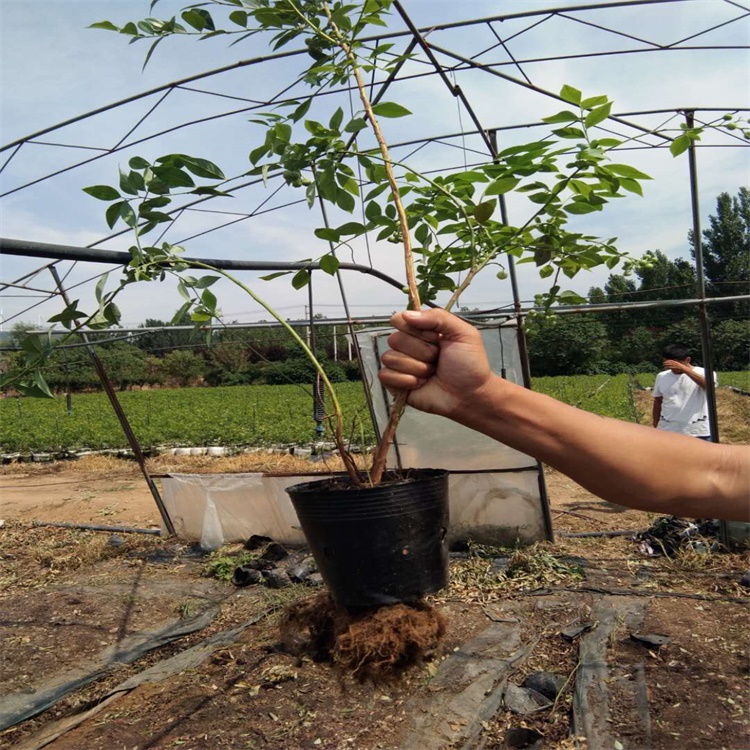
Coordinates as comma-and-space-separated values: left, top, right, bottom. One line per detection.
203, 548, 258, 581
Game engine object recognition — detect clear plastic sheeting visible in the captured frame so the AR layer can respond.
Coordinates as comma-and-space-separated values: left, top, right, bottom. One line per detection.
161, 473, 311, 548
161, 470, 546, 549
448, 471, 545, 546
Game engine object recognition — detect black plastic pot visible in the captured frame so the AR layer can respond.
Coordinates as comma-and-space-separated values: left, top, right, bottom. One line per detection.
286, 468, 449, 607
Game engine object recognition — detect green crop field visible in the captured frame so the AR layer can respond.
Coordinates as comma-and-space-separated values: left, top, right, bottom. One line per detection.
0, 372, 746, 453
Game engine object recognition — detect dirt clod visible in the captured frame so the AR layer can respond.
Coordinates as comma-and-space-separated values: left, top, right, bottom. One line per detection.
280, 594, 446, 680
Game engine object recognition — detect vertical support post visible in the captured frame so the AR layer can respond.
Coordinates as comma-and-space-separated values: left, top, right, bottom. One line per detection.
489, 128, 554, 542
308, 273, 325, 437
685, 111, 726, 545
49, 267, 175, 536
685, 111, 720, 444
333, 325, 338, 362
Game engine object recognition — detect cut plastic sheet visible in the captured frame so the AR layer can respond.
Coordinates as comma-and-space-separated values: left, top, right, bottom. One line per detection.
161, 469, 546, 548
161, 473, 311, 547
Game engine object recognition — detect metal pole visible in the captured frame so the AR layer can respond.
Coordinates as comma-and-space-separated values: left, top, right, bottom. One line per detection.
685, 112, 720, 443
488, 129, 554, 543
685, 111, 727, 546
48, 267, 176, 536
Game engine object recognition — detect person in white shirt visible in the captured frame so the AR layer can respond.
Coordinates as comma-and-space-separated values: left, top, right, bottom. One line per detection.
652, 344, 715, 440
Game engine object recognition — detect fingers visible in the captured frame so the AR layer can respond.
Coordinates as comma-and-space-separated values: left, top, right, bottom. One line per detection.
386, 330, 439, 364
380, 348, 435, 379
390, 308, 477, 342
378, 368, 426, 392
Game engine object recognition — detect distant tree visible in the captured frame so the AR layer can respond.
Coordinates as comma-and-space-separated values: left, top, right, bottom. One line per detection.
712, 319, 750, 371
689, 187, 750, 317
160, 350, 206, 387
526, 314, 608, 376
134, 312, 202, 357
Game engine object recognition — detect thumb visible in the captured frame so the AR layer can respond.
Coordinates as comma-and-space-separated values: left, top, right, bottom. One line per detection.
395, 308, 476, 341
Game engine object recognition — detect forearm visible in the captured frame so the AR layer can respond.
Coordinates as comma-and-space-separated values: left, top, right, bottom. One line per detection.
652, 399, 661, 428
453, 375, 749, 521
683, 369, 707, 389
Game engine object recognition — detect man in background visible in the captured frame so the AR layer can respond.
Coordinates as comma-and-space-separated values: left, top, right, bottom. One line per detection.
652, 343, 715, 440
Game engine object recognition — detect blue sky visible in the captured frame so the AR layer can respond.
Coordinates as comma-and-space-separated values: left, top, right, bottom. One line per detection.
1, 0, 748, 329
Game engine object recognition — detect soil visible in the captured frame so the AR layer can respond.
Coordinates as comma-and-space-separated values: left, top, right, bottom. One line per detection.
1, 446, 748, 749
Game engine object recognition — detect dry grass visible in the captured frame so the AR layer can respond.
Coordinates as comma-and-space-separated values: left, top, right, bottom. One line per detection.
147, 450, 370, 475
0, 520, 164, 590
0, 450, 373, 479
441, 543, 585, 604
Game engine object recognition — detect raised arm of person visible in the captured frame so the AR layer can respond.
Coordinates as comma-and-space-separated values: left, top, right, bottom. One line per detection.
663, 358, 708, 389
378, 309, 749, 522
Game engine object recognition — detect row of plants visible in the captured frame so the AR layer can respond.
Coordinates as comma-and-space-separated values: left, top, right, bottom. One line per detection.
3, 373, 746, 453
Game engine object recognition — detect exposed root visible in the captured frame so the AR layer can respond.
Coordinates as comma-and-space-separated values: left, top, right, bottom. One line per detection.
280, 594, 446, 680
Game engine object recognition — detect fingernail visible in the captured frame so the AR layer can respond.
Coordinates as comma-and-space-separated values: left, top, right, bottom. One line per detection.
403, 311, 422, 319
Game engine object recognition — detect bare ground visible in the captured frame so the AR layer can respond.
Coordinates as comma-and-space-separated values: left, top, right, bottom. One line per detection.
1, 393, 749, 750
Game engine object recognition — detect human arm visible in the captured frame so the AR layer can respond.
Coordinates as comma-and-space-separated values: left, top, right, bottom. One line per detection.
652, 396, 662, 428
664, 360, 707, 389
378, 309, 750, 522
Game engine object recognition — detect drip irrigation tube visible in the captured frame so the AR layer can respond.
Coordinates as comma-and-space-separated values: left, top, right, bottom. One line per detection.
31, 521, 161, 536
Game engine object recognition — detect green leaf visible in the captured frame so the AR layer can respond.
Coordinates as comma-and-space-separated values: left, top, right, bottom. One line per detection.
365, 200, 381, 222
542, 110, 579, 124
201, 288, 217, 311
229, 10, 248, 27
314, 227, 340, 242
581, 95, 609, 109
153, 166, 195, 188
195, 275, 220, 289
371, 102, 412, 118
558, 290, 586, 304
618, 177, 643, 196
128, 156, 150, 170
670, 135, 691, 157
484, 177, 520, 196
179, 156, 225, 180
290, 98, 311, 122
306, 182, 317, 208
552, 127, 585, 139
89, 20, 120, 31
106, 201, 126, 229
84, 185, 120, 201
344, 117, 367, 133
32, 370, 54, 399
565, 201, 599, 215
473, 200, 495, 224
260, 271, 289, 281
337, 222, 366, 236
336, 189, 356, 213
559, 85, 582, 105
584, 102, 612, 128
539, 264, 554, 278
605, 164, 651, 180
177, 279, 190, 301
292, 269, 311, 289
319, 254, 340, 275
95, 273, 109, 303
329, 107, 344, 131
171, 301, 192, 325
182, 8, 215, 31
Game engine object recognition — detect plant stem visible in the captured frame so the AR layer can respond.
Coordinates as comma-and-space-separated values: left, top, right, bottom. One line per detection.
185, 258, 361, 485
322, 1, 421, 485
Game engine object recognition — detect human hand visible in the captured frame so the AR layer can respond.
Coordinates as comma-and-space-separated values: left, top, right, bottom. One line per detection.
663, 359, 689, 373
377, 308, 494, 419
